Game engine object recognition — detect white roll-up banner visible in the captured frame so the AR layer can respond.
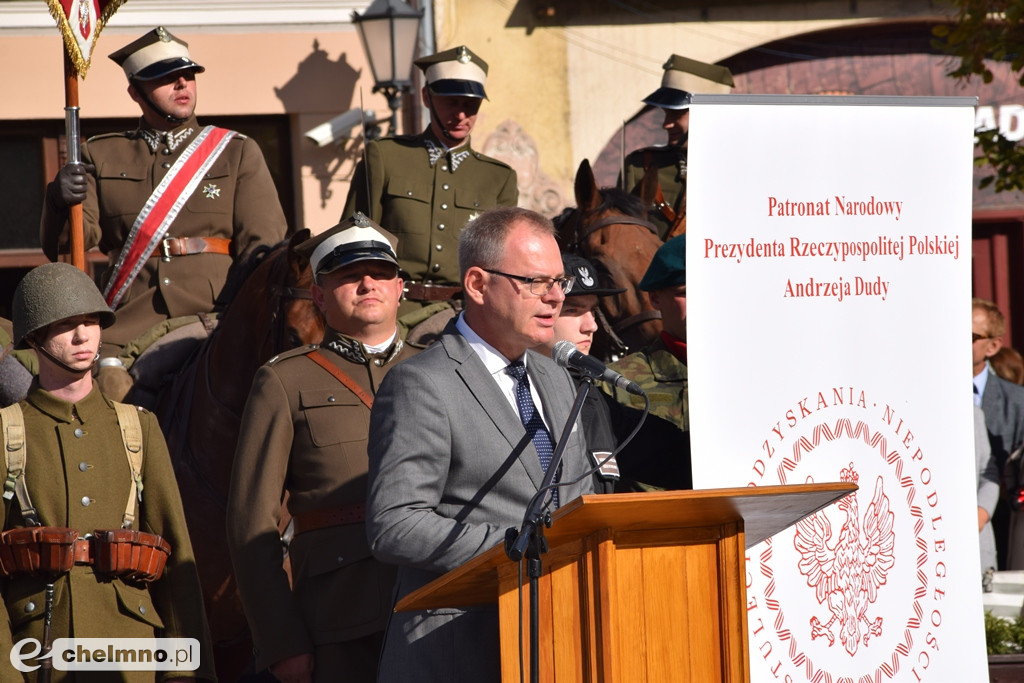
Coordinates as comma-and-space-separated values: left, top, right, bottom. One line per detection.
687, 94, 985, 682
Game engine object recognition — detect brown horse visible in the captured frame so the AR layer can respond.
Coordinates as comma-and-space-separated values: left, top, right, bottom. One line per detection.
557, 159, 664, 359
148, 231, 324, 680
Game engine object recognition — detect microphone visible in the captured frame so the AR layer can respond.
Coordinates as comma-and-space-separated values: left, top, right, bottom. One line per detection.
552, 341, 644, 396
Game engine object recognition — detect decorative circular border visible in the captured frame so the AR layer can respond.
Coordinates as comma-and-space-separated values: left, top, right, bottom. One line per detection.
758, 417, 927, 681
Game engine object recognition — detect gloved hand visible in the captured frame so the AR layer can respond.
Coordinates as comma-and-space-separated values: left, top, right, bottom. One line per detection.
53, 162, 94, 207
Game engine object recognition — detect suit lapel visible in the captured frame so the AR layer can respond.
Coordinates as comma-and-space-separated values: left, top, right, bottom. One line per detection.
440, 328, 548, 490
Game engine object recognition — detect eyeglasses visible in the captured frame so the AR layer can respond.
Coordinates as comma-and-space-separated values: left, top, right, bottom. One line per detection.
483, 268, 574, 296
973, 333, 993, 343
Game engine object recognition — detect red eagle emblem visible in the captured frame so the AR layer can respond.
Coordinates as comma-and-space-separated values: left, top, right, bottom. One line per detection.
794, 462, 896, 655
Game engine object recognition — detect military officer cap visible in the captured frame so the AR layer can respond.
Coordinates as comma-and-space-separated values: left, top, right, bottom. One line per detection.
13, 263, 116, 349
297, 212, 400, 278
415, 45, 488, 99
109, 26, 206, 81
643, 54, 735, 110
562, 254, 625, 298
639, 235, 686, 292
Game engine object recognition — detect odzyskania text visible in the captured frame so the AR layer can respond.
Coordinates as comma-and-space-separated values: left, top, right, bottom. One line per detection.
10, 638, 200, 672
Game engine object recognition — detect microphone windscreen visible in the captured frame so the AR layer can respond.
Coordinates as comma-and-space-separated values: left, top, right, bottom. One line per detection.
552, 340, 577, 368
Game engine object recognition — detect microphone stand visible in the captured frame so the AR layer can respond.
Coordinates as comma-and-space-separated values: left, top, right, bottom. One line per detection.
505, 375, 593, 683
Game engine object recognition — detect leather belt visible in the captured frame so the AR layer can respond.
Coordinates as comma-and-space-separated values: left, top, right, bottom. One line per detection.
73, 537, 93, 565
404, 282, 461, 302
292, 503, 366, 536
150, 237, 232, 261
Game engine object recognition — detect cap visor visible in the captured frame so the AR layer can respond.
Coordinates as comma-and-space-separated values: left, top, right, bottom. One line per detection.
428, 80, 487, 98
642, 88, 691, 110
317, 251, 400, 276
133, 58, 205, 81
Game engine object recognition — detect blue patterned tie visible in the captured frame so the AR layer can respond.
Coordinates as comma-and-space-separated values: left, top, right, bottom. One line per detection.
506, 361, 559, 507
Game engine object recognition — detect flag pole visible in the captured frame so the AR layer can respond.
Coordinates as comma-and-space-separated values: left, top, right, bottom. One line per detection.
63, 50, 86, 272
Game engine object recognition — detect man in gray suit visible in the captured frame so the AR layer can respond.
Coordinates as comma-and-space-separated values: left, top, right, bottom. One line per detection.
367, 206, 595, 682
973, 297, 1024, 568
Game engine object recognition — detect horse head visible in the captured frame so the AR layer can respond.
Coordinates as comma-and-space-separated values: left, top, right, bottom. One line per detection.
562, 159, 663, 359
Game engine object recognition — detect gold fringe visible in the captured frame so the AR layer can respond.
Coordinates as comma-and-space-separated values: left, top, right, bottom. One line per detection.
45, 0, 129, 79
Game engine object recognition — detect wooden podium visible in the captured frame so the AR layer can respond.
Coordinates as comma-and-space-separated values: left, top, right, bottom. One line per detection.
396, 483, 855, 683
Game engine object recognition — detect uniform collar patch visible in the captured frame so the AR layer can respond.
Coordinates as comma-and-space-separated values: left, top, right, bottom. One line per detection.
324, 334, 404, 366
139, 126, 195, 153
424, 138, 471, 171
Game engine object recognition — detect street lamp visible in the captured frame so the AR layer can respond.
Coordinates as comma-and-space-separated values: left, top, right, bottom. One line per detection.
351, 0, 423, 135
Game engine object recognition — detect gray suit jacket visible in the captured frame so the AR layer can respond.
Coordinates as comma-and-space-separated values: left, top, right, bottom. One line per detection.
982, 368, 1024, 470
367, 321, 594, 682
976, 404, 999, 571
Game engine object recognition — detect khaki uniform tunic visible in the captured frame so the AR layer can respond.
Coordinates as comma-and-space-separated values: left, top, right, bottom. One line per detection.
39, 116, 288, 348
226, 329, 418, 677
620, 144, 687, 240
343, 129, 518, 287
0, 381, 214, 682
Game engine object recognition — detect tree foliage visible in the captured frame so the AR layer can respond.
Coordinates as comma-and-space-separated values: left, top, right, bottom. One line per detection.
933, 1, 1024, 192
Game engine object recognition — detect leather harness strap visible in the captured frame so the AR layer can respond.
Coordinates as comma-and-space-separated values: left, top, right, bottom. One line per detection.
305, 349, 374, 409
645, 150, 677, 225
0, 404, 38, 527
292, 503, 367, 536
294, 349, 375, 536
404, 282, 462, 302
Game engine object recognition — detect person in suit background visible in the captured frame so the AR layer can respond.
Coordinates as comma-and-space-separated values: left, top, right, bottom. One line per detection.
973, 297, 1024, 569
366, 206, 594, 682
975, 404, 1000, 578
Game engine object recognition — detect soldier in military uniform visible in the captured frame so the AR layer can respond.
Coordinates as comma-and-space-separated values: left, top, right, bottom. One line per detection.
603, 236, 692, 491
620, 55, 733, 239
619, 55, 694, 240
1, 263, 213, 681
343, 45, 518, 312
39, 27, 287, 394
226, 215, 418, 683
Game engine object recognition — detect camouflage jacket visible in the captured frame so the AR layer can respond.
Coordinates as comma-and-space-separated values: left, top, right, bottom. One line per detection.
605, 336, 688, 432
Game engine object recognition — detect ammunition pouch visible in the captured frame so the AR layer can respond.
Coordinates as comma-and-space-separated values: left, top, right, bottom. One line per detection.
0, 527, 77, 576
92, 529, 171, 583
0, 527, 171, 583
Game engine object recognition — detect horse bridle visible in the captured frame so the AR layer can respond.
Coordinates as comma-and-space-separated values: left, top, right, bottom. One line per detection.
269, 283, 315, 352
563, 210, 664, 355
569, 213, 659, 250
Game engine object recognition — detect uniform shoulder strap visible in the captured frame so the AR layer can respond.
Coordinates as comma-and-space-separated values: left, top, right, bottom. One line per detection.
112, 401, 145, 528
0, 404, 40, 526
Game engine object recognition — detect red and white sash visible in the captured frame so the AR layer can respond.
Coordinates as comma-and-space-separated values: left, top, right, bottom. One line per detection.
103, 125, 237, 308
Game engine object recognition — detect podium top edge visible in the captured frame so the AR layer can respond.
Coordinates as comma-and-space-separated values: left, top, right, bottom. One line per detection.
690, 94, 979, 108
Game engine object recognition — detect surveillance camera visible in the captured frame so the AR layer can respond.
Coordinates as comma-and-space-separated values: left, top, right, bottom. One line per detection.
304, 108, 378, 147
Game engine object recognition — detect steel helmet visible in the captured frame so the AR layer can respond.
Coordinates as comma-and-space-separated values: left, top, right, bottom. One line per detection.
12, 263, 116, 349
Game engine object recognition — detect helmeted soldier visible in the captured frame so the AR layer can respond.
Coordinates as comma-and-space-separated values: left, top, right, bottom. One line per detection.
343, 45, 518, 313
619, 55, 733, 239
39, 26, 288, 397
1, 262, 213, 681
603, 236, 692, 491
227, 214, 419, 682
